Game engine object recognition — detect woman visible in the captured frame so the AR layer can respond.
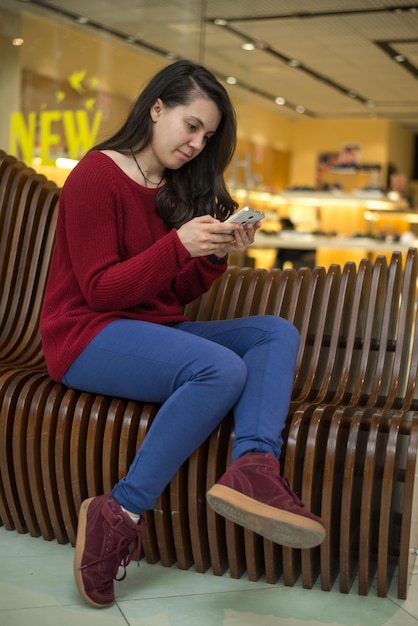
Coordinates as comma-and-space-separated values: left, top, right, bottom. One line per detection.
40, 60, 325, 609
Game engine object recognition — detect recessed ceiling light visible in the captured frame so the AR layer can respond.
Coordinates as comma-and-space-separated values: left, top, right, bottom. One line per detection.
77, 17, 89, 24
288, 59, 300, 68
12, 38, 24, 46
226, 76, 237, 85
394, 54, 405, 62
295, 105, 305, 114
214, 19, 227, 26
242, 43, 255, 51
275, 97, 285, 105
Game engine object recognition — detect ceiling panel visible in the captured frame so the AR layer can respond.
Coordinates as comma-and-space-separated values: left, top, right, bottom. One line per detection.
2, 0, 418, 129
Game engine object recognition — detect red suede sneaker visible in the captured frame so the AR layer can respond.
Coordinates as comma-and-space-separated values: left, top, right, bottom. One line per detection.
206, 452, 326, 549
74, 494, 146, 608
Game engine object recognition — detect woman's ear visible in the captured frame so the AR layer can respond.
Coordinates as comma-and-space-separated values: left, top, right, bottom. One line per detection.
150, 98, 163, 122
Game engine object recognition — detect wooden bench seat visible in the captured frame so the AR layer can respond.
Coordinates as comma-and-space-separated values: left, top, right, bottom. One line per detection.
0, 150, 417, 599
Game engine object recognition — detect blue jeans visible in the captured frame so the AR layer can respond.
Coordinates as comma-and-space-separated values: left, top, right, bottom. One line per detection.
62, 315, 299, 514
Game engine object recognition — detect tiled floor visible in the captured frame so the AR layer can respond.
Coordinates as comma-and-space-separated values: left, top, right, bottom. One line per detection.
0, 525, 417, 625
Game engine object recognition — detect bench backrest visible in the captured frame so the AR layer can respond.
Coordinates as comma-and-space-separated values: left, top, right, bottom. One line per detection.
1, 151, 417, 409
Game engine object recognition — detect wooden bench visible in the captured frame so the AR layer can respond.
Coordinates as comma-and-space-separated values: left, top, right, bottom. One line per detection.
1, 149, 417, 599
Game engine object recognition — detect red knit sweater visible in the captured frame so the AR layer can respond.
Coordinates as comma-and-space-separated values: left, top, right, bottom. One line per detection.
40, 151, 227, 381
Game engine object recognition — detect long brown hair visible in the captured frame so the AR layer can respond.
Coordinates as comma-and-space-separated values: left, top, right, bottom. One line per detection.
93, 60, 238, 228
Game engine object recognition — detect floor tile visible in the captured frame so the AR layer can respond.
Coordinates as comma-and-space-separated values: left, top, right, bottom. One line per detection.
118, 585, 416, 626
118, 561, 271, 602
0, 605, 128, 625
386, 569, 418, 620
0, 533, 77, 610
1, 526, 418, 626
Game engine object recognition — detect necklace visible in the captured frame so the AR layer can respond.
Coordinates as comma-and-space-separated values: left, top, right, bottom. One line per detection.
130, 148, 164, 187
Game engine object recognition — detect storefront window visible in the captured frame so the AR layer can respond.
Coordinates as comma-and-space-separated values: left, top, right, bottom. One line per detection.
0, 1, 204, 184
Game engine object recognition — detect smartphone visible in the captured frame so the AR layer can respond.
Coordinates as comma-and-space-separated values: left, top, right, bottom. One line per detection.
225, 207, 265, 230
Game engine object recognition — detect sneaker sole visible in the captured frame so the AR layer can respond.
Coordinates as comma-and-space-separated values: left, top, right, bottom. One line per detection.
206, 484, 326, 549
74, 497, 113, 609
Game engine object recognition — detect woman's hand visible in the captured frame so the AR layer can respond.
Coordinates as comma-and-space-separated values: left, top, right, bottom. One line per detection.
177, 215, 261, 258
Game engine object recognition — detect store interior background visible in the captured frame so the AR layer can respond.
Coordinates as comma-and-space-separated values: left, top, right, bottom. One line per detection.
2, 0, 418, 269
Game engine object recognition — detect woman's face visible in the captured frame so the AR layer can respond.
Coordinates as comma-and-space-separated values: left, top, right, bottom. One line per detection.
149, 96, 221, 170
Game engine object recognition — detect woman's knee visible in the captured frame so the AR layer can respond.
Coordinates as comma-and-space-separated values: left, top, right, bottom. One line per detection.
206, 348, 247, 399
250, 315, 300, 350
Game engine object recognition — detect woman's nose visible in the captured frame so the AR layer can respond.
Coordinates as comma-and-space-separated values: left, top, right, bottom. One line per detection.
189, 134, 205, 151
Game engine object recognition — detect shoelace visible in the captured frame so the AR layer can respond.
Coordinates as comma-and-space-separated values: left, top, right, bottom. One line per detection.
113, 521, 145, 582
81, 516, 147, 582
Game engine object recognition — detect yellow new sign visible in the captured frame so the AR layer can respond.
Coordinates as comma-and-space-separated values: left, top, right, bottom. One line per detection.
10, 109, 102, 165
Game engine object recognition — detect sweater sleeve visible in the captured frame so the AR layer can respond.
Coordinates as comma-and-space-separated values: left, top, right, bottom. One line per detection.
173, 255, 227, 306
60, 153, 192, 312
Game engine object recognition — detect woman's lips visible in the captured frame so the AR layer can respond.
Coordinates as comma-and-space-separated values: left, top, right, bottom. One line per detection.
178, 149, 192, 161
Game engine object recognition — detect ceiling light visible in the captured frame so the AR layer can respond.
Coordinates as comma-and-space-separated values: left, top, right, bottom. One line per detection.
275, 97, 285, 105
77, 17, 89, 24
242, 43, 255, 51
214, 19, 227, 26
226, 76, 237, 85
12, 38, 24, 46
394, 55, 405, 62
348, 90, 357, 98
288, 59, 300, 68
295, 105, 305, 114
